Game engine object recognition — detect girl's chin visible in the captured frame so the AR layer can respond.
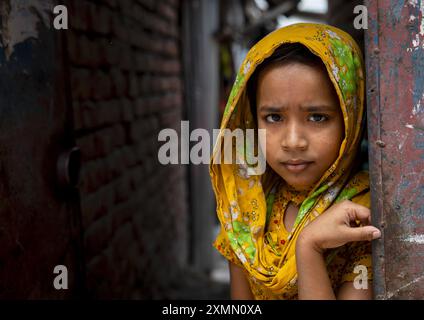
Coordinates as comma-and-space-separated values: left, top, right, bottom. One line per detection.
282, 179, 314, 192
288, 185, 313, 192
271, 168, 316, 191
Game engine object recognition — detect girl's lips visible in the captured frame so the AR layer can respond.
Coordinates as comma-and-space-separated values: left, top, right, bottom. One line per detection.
281, 162, 313, 173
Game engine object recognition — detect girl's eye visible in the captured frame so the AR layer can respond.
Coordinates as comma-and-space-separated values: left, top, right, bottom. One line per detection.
265, 114, 282, 123
309, 114, 328, 122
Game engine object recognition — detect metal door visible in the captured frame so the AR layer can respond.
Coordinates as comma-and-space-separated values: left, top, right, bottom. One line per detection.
0, 0, 85, 298
365, 0, 424, 299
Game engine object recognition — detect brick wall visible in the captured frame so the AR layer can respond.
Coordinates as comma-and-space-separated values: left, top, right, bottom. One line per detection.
66, 0, 189, 298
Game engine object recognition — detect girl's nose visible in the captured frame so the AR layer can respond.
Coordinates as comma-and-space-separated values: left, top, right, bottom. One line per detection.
280, 122, 308, 151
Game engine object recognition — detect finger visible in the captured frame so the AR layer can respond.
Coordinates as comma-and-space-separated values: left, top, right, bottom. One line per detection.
343, 225, 381, 242
343, 209, 370, 227
342, 201, 372, 225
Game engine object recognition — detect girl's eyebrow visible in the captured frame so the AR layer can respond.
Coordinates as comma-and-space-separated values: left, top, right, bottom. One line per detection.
300, 105, 337, 112
258, 105, 337, 112
258, 105, 286, 113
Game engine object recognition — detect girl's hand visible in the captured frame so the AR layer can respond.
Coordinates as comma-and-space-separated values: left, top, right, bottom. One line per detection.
297, 200, 381, 253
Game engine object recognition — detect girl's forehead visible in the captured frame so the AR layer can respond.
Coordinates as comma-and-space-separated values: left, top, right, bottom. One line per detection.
256, 63, 338, 96
258, 58, 327, 76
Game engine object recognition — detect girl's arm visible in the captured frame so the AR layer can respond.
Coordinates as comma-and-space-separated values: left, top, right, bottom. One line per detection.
296, 234, 373, 299
229, 261, 254, 299
296, 237, 336, 299
295, 200, 380, 300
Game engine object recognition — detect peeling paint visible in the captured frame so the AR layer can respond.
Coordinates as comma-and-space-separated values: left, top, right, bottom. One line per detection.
0, 0, 52, 61
367, 0, 424, 299
413, 101, 421, 115
386, 275, 424, 299
402, 234, 424, 244
405, 123, 424, 131
408, 0, 419, 8
412, 34, 421, 48
406, 0, 424, 51
420, 1, 424, 37
398, 134, 408, 150
412, 93, 423, 115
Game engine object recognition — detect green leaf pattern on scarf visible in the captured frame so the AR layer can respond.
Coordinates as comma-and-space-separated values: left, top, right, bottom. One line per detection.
328, 38, 361, 99
228, 220, 256, 262
293, 184, 330, 228
335, 187, 357, 202
223, 73, 245, 116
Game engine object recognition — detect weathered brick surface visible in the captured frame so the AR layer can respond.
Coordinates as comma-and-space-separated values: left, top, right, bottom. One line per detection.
67, 0, 189, 298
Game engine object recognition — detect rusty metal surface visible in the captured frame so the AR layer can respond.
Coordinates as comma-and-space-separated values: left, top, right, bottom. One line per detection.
0, 0, 85, 298
365, 0, 424, 299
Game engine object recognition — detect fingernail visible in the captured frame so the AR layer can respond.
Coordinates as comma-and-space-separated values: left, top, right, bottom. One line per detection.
372, 230, 381, 239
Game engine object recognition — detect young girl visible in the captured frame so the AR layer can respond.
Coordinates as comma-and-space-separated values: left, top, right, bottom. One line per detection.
210, 23, 381, 300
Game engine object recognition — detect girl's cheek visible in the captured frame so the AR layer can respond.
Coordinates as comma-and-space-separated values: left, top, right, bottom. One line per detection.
266, 135, 279, 149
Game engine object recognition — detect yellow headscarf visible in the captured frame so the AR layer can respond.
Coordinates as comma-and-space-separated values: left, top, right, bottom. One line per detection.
210, 23, 371, 298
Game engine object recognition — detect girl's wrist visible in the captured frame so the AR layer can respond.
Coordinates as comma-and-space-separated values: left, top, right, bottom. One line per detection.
296, 230, 324, 255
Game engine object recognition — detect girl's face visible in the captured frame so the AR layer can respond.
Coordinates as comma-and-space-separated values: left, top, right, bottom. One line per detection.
256, 62, 344, 191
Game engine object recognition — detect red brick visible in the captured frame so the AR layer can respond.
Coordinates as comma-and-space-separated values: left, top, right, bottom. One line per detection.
105, 149, 124, 179
81, 101, 97, 129
91, 71, 112, 101
76, 134, 96, 161
114, 174, 132, 204
135, 53, 149, 72
119, 47, 134, 71
81, 192, 103, 228
110, 222, 134, 258
66, 0, 190, 300
159, 108, 181, 128
158, 3, 177, 22
71, 68, 91, 101
166, 0, 179, 8
93, 130, 112, 157
79, 35, 99, 68
121, 146, 137, 168
110, 124, 127, 149
110, 201, 136, 231
92, 5, 112, 35
138, 0, 156, 11
103, 0, 118, 8
120, 99, 134, 122
72, 1, 90, 31
93, 100, 120, 126
161, 39, 178, 57
139, 74, 150, 94
73, 100, 84, 131
67, 32, 79, 64
85, 253, 113, 296
133, 98, 144, 117
128, 72, 139, 98
110, 69, 127, 98
112, 15, 130, 43
84, 214, 113, 259
129, 166, 145, 189
80, 159, 111, 194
